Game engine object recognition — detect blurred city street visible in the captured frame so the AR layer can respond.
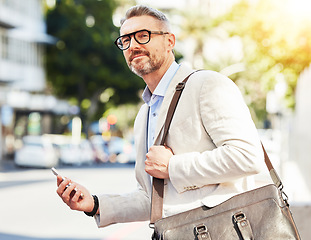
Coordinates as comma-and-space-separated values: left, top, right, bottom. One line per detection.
1, 0, 311, 239
0, 160, 153, 240
1, 156, 311, 240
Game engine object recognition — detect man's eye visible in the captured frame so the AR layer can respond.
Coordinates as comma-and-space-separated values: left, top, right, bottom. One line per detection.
137, 32, 148, 38
122, 38, 130, 44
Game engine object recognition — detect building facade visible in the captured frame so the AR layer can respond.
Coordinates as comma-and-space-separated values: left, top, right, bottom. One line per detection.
0, 0, 68, 160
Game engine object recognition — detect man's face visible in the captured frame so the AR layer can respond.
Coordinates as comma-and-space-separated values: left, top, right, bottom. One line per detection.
120, 15, 171, 77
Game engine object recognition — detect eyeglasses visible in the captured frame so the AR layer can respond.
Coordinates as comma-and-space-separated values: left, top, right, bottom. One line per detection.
114, 29, 169, 51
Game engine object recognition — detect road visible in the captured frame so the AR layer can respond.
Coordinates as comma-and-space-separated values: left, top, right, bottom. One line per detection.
0, 160, 153, 240
2, 154, 310, 240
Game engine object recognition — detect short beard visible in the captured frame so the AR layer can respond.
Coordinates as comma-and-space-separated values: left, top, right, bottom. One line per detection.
128, 50, 164, 77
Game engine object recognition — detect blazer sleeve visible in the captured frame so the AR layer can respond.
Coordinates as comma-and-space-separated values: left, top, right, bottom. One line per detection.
168, 71, 263, 193
94, 103, 151, 228
95, 184, 150, 228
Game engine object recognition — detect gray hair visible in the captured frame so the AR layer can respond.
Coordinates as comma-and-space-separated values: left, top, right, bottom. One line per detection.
120, 5, 171, 31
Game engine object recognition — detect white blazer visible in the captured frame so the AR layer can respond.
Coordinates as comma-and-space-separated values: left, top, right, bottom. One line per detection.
96, 64, 263, 227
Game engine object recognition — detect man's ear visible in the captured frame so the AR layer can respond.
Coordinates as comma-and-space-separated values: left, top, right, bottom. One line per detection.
167, 33, 176, 51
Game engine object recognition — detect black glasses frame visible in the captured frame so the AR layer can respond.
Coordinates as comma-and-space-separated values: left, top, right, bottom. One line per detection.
114, 29, 169, 51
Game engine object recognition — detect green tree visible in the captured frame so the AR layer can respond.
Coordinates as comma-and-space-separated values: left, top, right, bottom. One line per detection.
177, 2, 231, 69
178, 0, 311, 125
227, 0, 311, 122
45, 0, 144, 128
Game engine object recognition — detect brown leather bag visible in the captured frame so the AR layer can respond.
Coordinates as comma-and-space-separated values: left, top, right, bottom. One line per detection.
150, 72, 301, 240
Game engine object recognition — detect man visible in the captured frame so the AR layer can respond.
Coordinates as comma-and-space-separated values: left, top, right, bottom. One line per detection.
56, 5, 263, 230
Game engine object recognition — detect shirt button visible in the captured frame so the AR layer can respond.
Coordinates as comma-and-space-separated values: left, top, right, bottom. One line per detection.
152, 113, 156, 117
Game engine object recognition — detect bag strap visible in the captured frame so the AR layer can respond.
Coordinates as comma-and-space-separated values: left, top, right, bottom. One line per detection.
261, 143, 283, 189
150, 71, 196, 225
150, 71, 284, 226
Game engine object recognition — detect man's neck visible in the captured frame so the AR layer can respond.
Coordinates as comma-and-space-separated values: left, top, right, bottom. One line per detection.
143, 58, 175, 93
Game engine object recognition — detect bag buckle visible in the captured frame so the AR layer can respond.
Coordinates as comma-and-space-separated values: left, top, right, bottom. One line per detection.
233, 211, 254, 239
175, 82, 185, 91
195, 224, 211, 240
233, 212, 247, 223
281, 189, 289, 206
195, 224, 208, 234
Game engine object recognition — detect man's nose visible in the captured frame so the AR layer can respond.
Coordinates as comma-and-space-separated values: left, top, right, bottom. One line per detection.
129, 36, 140, 49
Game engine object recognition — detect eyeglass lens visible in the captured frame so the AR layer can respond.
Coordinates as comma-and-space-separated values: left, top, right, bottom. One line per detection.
117, 30, 150, 50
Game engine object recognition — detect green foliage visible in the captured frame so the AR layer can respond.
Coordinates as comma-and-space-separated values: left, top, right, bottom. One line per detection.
230, 0, 311, 117
179, 0, 311, 124
45, 0, 144, 122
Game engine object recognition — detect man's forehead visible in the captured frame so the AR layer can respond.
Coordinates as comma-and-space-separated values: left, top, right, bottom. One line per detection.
120, 15, 160, 35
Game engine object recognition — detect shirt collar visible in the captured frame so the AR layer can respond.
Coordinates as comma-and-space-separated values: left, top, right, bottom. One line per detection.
142, 61, 180, 104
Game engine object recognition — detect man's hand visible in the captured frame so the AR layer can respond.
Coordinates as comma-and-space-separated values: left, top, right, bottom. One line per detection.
145, 145, 173, 179
56, 176, 95, 213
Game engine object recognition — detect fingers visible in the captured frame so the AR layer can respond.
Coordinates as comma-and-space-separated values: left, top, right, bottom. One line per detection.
55, 173, 93, 212
56, 175, 64, 186
56, 178, 77, 199
71, 188, 83, 202
145, 145, 171, 179
57, 182, 81, 209
146, 145, 173, 164
56, 177, 69, 196
57, 177, 72, 200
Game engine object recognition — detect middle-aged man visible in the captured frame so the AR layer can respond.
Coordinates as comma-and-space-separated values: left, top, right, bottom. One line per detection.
56, 4, 264, 231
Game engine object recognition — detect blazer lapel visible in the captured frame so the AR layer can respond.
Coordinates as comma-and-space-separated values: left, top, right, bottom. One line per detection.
153, 64, 194, 145
135, 103, 152, 193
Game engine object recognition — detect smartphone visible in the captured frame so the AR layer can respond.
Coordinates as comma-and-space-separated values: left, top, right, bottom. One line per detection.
51, 167, 64, 180
51, 167, 84, 198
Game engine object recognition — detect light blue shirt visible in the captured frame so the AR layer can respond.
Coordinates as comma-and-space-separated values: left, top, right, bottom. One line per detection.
142, 61, 180, 150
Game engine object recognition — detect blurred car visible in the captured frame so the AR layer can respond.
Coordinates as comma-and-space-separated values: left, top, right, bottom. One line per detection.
14, 135, 59, 168
80, 140, 96, 164
108, 136, 136, 164
90, 135, 109, 163
59, 140, 96, 166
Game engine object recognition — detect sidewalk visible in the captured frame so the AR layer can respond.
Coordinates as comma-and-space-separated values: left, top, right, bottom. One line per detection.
1, 157, 309, 239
